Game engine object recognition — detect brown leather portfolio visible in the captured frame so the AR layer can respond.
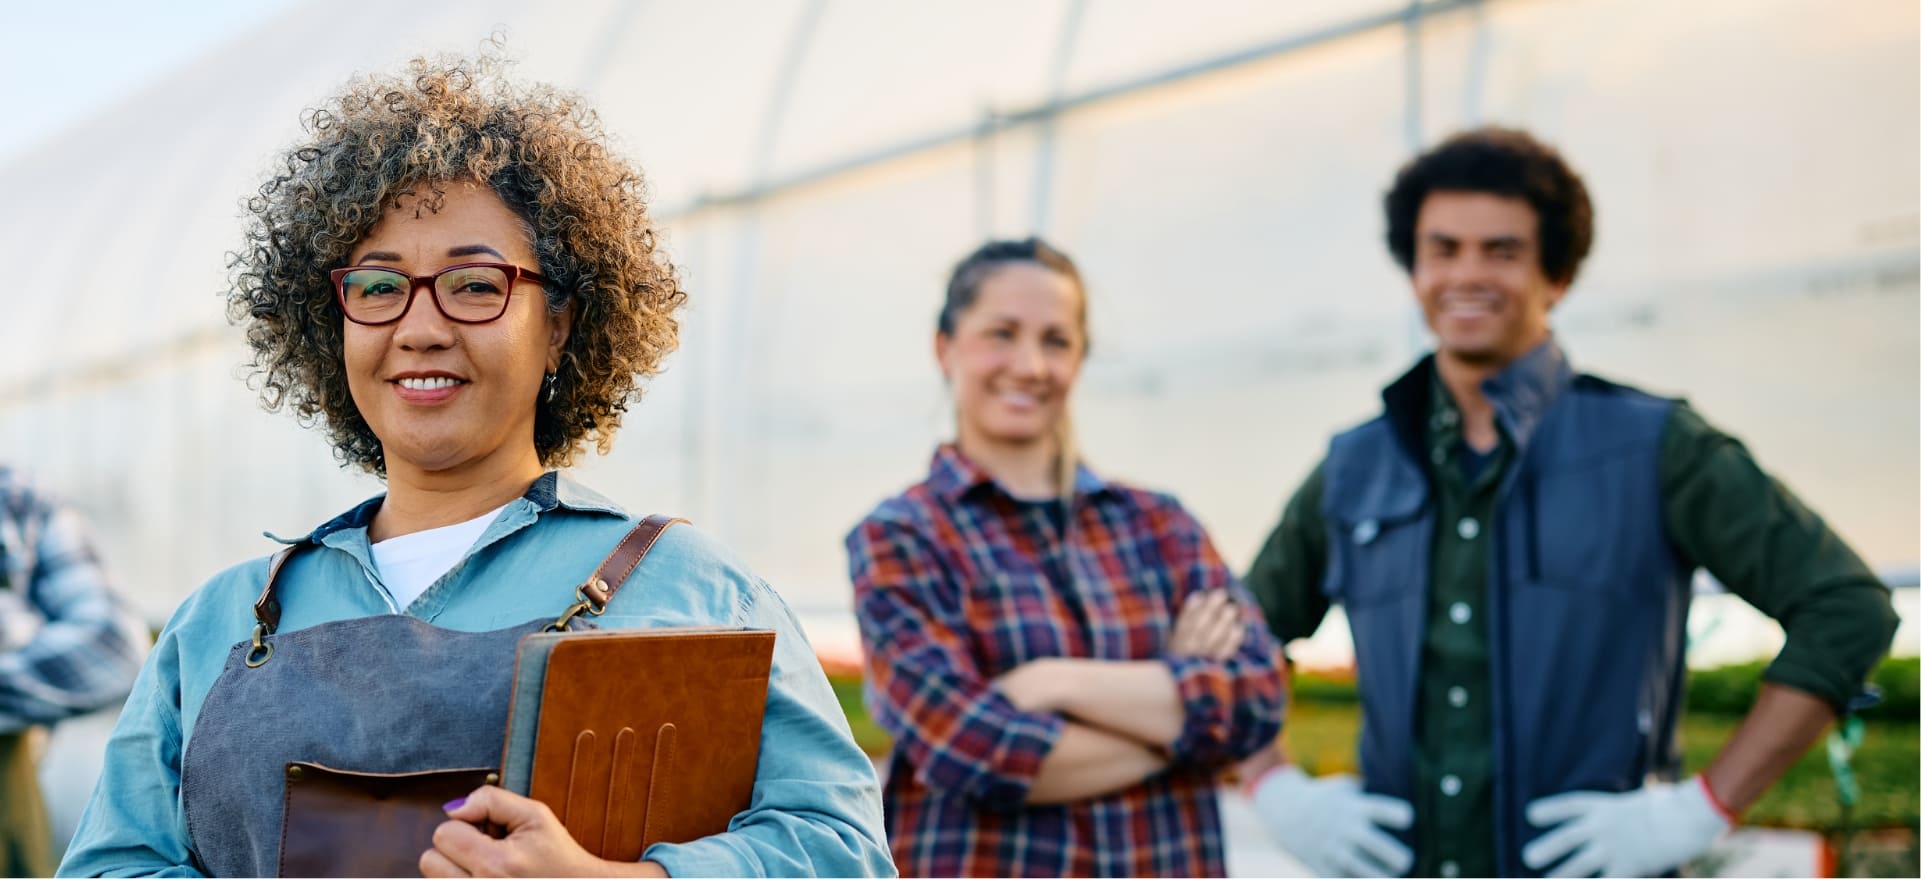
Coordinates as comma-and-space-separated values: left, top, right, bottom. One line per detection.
500, 627, 776, 861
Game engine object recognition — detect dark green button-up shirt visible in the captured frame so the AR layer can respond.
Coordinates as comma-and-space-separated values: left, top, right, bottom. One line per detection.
1247, 364, 1896, 877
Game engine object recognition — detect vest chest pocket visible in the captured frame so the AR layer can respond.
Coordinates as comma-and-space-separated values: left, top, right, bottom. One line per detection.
1522, 451, 1656, 597
1323, 484, 1429, 609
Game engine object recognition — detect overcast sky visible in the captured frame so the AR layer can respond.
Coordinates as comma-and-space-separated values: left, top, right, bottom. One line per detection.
0, 0, 302, 163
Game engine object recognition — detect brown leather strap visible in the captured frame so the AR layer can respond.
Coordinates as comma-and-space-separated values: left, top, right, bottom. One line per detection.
579, 514, 686, 610
253, 544, 305, 633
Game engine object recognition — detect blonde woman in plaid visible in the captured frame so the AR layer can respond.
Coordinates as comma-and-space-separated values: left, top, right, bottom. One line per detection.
846, 239, 1287, 877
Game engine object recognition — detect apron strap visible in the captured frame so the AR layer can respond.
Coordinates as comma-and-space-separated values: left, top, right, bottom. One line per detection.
252, 543, 304, 634
250, 514, 688, 634
578, 514, 686, 611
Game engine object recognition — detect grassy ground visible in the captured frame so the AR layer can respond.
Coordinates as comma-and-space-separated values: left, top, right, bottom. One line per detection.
829, 675, 893, 757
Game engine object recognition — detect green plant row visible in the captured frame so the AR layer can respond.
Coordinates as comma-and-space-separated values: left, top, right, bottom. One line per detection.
1281, 657, 1920, 718
1684, 657, 1919, 718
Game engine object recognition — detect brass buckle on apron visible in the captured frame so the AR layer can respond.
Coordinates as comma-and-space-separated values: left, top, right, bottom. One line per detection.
245, 622, 275, 668
544, 578, 611, 632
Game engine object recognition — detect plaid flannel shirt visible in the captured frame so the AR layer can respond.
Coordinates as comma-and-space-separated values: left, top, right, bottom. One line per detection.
847, 446, 1285, 877
0, 467, 146, 733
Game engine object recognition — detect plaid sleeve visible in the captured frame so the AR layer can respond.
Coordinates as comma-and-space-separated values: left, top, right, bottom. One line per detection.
846, 514, 1064, 811
1155, 500, 1287, 767
0, 481, 147, 732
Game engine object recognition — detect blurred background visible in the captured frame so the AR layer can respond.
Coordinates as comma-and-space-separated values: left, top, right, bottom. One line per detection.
1, 0, 1915, 874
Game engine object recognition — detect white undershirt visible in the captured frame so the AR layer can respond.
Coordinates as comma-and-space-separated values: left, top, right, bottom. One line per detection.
369, 503, 510, 609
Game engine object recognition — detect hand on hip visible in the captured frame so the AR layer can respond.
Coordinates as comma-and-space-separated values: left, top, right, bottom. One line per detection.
1522, 775, 1730, 877
1249, 765, 1414, 877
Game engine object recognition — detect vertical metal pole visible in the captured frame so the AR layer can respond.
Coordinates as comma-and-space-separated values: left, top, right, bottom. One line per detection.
973, 108, 998, 238
1030, 0, 1087, 233
1403, 1, 1429, 357
1403, 0, 1425, 151
1463, 0, 1490, 126
681, 219, 710, 527
720, 0, 826, 544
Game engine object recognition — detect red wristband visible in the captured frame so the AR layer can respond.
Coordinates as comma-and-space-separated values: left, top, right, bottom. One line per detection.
1696, 774, 1740, 826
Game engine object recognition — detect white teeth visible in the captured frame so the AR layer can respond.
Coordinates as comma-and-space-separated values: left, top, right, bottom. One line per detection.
397, 376, 463, 390
1441, 291, 1498, 308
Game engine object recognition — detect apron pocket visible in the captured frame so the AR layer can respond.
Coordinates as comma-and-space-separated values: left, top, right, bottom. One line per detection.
279, 761, 497, 878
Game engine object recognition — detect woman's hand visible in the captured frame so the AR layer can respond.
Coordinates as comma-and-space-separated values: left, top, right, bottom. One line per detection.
1167, 588, 1245, 661
419, 786, 668, 878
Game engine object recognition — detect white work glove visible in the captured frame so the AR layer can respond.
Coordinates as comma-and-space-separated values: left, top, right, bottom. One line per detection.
1250, 765, 1414, 877
1522, 775, 1732, 877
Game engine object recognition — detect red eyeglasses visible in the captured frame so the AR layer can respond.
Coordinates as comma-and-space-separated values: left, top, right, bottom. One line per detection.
329, 262, 551, 326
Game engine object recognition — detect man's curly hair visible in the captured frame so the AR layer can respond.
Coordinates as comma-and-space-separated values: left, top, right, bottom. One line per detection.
226, 49, 684, 474
1383, 126, 1594, 286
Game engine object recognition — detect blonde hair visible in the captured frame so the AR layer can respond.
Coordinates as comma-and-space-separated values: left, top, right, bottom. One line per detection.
1055, 414, 1079, 502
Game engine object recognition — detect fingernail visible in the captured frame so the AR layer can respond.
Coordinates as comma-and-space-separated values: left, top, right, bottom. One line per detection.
443, 797, 467, 812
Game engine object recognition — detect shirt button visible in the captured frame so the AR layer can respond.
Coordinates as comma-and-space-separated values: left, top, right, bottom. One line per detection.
1449, 602, 1472, 624
1448, 686, 1468, 708
1441, 774, 1462, 797
1430, 447, 1448, 466
1441, 860, 1460, 878
1457, 517, 1480, 539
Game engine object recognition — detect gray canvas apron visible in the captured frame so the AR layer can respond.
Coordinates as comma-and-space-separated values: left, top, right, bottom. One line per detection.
179, 515, 682, 877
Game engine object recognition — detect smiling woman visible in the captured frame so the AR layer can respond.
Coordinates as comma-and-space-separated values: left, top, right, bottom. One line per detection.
844, 238, 1287, 877
55, 49, 893, 879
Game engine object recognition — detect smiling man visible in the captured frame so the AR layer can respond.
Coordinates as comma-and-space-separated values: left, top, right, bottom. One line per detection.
1237, 127, 1899, 877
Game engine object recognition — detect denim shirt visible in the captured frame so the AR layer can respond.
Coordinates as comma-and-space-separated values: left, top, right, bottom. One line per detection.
58, 473, 895, 878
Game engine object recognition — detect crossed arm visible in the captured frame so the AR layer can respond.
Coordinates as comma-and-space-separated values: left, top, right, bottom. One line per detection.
1000, 589, 1249, 801
848, 509, 1285, 810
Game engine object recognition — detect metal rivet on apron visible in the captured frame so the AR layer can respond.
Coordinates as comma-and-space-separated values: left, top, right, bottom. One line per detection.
485, 772, 500, 786
286, 765, 303, 781
1352, 519, 1380, 545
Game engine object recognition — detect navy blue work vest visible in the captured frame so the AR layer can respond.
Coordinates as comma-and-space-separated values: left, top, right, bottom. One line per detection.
1320, 341, 1689, 877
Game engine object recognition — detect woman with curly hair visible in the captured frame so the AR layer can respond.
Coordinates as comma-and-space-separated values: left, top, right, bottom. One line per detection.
58, 53, 892, 879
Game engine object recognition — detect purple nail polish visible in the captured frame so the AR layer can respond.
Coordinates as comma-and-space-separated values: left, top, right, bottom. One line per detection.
443, 797, 467, 812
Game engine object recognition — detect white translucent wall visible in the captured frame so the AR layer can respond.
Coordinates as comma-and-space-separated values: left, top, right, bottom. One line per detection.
0, 0, 1913, 656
